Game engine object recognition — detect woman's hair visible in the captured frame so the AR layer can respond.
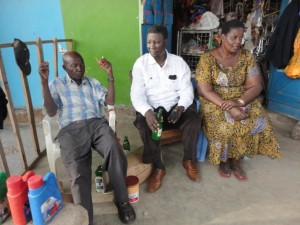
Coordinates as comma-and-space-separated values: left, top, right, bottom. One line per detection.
147, 25, 168, 39
221, 19, 245, 35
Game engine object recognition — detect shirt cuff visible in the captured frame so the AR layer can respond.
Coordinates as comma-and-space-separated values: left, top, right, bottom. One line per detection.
140, 106, 153, 117
177, 101, 192, 112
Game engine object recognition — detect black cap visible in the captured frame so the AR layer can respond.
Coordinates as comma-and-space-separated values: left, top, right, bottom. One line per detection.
13, 38, 31, 76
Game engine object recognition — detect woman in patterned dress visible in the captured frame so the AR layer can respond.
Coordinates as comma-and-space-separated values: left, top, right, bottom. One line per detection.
195, 20, 281, 181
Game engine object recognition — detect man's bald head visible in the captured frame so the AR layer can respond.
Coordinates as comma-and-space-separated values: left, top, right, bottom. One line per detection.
62, 51, 85, 85
63, 51, 84, 65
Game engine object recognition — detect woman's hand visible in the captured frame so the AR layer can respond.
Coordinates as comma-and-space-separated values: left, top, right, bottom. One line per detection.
220, 100, 240, 111
228, 107, 249, 121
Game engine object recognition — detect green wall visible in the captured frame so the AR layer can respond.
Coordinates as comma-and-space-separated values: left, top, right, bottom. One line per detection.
60, 0, 140, 104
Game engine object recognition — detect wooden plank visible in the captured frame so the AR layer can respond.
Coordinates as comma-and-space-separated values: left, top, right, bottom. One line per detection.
0, 49, 28, 170
160, 128, 182, 146
66, 40, 73, 51
0, 138, 10, 175
36, 37, 45, 64
0, 39, 73, 49
0, 38, 74, 174
53, 37, 58, 77
18, 68, 40, 156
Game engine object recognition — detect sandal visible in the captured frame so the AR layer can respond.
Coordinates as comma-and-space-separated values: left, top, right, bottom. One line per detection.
218, 161, 231, 178
229, 158, 248, 181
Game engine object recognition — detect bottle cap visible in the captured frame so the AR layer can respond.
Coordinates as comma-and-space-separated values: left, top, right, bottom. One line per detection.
125, 176, 139, 187
6, 175, 23, 190
22, 170, 35, 182
28, 175, 44, 189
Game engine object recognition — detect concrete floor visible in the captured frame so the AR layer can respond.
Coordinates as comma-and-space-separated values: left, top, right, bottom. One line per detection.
2, 110, 300, 225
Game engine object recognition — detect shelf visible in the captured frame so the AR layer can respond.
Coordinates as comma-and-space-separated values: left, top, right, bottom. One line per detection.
177, 29, 217, 71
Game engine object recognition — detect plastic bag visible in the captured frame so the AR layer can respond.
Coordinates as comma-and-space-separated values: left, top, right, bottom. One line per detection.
285, 28, 300, 79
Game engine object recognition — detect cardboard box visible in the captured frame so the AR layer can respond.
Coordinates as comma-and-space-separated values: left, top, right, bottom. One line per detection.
58, 180, 74, 203
126, 146, 152, 184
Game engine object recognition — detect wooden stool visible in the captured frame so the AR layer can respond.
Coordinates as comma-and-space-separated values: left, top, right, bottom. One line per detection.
160, 128, 182, 145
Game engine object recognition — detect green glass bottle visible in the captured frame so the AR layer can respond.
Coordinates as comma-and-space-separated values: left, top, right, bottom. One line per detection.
95, 165, 105, 193
151, 109, 163, 141
0, 172, 8, 202
0, 172, 9, 223
123, 136, 130, 151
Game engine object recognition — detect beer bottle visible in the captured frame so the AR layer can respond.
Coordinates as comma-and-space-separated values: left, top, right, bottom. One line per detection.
151, 109, 163, 141
95, 165, 105, 193
123, 136, 130, 152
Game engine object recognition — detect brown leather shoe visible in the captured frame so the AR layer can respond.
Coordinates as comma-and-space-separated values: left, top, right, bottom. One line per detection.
147, 168, 166, 193
182, 160, 200, 181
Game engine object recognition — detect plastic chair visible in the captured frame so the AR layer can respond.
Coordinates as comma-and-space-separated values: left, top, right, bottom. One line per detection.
194, 98, 208, 162
192, 79, 209, 162
42, 105, 116, 176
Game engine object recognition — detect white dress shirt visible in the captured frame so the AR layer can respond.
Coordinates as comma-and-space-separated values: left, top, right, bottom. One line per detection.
130, 51, 194, 116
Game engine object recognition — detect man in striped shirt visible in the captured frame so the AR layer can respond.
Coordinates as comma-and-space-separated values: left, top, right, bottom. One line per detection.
39, 51, 136, 225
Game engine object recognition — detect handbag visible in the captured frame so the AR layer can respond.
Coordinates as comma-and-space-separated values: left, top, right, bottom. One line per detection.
285, 28, 300, 79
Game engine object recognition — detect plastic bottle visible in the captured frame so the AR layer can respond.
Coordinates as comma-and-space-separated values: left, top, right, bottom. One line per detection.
151, 109, 163, 140
122, 136, 130, 152
95, 165, 105, 193
0, 172, 9, 223
28, 172, 63, 225
6, 170, 35, 225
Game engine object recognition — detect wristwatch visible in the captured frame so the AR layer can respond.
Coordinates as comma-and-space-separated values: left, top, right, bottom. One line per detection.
107, 77, 114, 82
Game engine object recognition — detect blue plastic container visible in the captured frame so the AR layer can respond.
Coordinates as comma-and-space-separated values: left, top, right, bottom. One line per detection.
28, 172, 63, 225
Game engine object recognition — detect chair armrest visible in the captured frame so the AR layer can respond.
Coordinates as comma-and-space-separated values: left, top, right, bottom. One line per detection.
43, 115, 54, 142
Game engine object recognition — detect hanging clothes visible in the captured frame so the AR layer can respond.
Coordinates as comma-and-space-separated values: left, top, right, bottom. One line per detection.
0, 86, 8, 129
210, 0, 223, 17
266, 0, 300, 69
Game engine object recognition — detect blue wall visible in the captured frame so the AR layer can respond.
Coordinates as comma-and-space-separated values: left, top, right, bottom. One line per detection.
0, 0, 65, 108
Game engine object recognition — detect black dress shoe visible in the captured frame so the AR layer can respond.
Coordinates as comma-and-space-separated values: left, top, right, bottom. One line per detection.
115, 202, 136, 224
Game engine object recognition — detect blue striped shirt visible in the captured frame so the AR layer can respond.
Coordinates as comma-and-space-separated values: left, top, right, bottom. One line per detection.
49, 74, 107, 129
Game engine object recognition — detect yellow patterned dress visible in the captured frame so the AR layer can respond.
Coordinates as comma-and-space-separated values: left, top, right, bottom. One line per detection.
195, 50, 281, 164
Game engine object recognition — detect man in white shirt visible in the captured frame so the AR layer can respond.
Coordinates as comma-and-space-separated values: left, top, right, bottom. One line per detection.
130, 25, 201, 193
